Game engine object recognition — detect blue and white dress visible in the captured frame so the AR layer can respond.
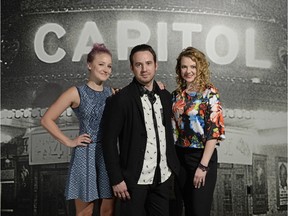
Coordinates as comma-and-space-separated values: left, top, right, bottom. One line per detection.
65, 84, 113, 202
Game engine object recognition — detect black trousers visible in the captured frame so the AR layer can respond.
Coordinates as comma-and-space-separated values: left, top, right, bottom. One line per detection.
175, 147, 218, 216
119, 176, 172, 216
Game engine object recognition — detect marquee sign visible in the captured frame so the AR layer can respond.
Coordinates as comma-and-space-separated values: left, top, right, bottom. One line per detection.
34, 21, 271, 68
2, 4, 286, 111
16, 8, 280, 80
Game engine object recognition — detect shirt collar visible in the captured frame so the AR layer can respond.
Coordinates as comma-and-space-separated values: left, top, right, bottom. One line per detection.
133, 77, 158, 97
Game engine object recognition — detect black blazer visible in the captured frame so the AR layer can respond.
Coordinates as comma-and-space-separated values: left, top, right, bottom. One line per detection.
102, 78, 180, 187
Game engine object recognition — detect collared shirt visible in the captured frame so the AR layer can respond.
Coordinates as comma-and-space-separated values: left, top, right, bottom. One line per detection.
136, 82, 171, 184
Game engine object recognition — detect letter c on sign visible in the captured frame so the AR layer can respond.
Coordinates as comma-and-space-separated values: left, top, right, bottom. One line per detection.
34, 23, 66, 63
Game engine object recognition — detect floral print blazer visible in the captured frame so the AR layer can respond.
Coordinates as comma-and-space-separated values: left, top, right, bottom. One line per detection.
172, 86, 225, 148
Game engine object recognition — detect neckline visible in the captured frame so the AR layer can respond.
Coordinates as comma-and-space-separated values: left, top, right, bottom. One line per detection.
185, 89, 198, 94
85, 84, 104, 92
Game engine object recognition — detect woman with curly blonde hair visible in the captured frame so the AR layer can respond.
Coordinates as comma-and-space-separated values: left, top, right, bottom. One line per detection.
175, 47, 211, 95
172, 47, 225, 216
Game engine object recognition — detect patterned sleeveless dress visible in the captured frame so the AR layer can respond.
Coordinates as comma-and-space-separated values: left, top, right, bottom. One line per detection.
65, 84, 113, 202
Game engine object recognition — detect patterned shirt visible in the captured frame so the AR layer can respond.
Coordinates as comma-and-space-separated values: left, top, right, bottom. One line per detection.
137, 93, 171, 184
172, 86, 225, 148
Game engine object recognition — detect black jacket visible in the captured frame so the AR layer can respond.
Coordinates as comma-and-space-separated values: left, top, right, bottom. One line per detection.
102, 78, 180, 187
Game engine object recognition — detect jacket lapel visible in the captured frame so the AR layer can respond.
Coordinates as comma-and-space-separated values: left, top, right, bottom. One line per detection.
156, 84, 170, 126
128, 81, 145, 122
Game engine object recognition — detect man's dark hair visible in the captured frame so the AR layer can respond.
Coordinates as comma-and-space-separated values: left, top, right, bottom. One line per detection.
129, 44, 157, 65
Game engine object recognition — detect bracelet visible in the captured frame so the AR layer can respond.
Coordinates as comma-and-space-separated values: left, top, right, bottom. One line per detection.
198, 163, 209, 172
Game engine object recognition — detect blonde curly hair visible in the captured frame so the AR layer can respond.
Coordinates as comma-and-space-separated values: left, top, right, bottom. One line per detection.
175, 47, 212, 94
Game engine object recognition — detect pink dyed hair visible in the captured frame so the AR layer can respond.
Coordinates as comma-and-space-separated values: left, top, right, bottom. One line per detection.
87, 43, 112, 63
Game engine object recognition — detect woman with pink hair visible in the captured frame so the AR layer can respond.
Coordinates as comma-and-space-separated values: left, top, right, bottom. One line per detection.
41, 44, 115, 216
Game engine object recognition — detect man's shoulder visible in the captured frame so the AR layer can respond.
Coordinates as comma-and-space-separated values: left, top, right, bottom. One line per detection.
117, 83, 134, 96
108, 82, 134, 101
158, 88, 172, 98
